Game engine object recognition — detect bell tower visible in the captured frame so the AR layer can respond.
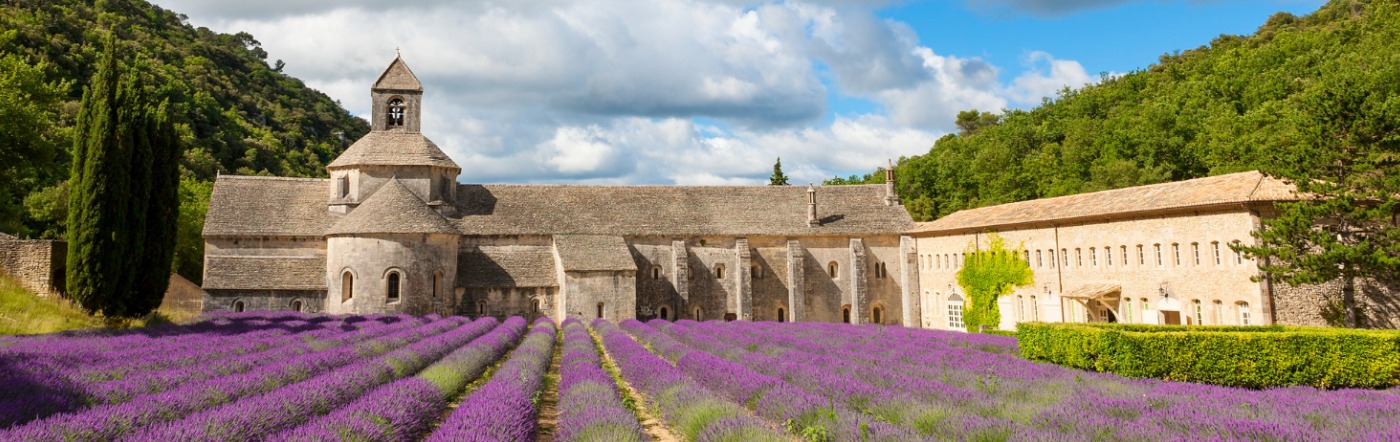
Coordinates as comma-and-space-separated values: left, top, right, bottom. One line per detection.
370, 55, 423, 133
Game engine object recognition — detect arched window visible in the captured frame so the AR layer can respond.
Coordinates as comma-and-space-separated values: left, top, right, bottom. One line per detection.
828, 262, 839, 279
1036, 250, 1042, 268
1212, 241, 1222, 265
1136, 245, 1145, 265
1061, 249, 1068, 267
387, 98, 405, 127
693, 306, 703, 321
1075, 248, 1082, 267
341, 271, 354, 302
533, 299, 542, 315
1030, 295, 1039, 321
1154, 244, 1163, 266
1172, 243, 1181, 266
1232, 240, 1244, 264
1238, 302, 1251, 325
232, 300, 246, 313
1191, 242, 1201, 266
597, 302, 605, 319
1192, 299, 1202, 325
1213, 300, 1224, 325
841, 305, 851, 323
659, 306, 670, 321
714, 264, 725, 279
947, 293, 964, 329
1089, 248, 1097, 266
777, 307, 786, 323
1017, 295, 1025, 321
872, 306, 883, 324
751, 264, 763, 279
1104, 246, 1111, 266
651, 266, 661, 280
477, 300, 487, 317
1123, 298, 1132, 323
386, 272, 401, 303
290, 299, 303, 312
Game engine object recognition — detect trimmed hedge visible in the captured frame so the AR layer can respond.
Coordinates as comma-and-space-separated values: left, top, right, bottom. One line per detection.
1018, 322, 1400, 389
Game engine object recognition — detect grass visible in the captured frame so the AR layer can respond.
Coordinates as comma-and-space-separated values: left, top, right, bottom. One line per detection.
0, 274, 174, 335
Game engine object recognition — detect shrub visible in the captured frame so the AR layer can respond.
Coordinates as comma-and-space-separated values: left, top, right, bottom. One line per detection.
1017, 322, 1400, 389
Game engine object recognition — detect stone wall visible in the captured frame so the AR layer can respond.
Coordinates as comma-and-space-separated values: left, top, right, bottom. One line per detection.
204, 289, 325, 312
0, 235, 65, 297
462, 286, 553, 321
1273, 277, 1400, 329
161, 273, 204, 317
561, 271, 637, 321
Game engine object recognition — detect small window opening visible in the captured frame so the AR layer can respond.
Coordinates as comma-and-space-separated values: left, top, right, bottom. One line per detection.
387, 98, 405, 127
659, 306, 669, 321
652, 266, 661, 280
714, 264, 725, 279
433, 271, 442, 299
337, 176, 349, 199
872, 306, 883, 324
233, 300, 245, 313
828, 262, 839, 279
342, 272, 354, 302
842, 305, 851, 323
597, 302, 605, 319
290, 300, 303, 312
387, 272, 401, 303
477, 300, 487, 317
694, 306, 703, 321
777, 307, 786, 323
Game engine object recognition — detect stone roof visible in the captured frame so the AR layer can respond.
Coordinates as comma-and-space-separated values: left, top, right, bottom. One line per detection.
913, 171, 1298, 235
328, 178, 459, 236
326, 131, 461, 171
454, 184, 914, 236
204, 176, 330, 237
372, 56, 422, 91
459, 247, 558, 287
554, 235, 637, 272
203, 255, 326, 291
204, 178, 913, 238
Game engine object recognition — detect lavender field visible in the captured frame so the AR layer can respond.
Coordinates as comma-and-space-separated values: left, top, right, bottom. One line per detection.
1, 312, 1397, 441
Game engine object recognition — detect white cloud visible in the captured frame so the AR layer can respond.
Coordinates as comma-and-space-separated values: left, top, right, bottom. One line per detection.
156, 0, 1099, 184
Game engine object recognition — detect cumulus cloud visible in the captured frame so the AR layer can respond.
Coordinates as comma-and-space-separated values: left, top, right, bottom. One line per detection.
155, 0, 1099, 184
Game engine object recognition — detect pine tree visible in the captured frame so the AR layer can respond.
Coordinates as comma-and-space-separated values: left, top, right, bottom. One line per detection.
1238, 67, 1400, 328
768, 157, 790, 186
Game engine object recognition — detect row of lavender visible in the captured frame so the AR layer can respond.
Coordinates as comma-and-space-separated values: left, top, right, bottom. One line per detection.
648, 319, 1400, 441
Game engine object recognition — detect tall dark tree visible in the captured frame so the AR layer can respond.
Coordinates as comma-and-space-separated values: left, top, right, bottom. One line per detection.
1238, 66, 1400, 328
66, 36, 129, 314
66, 36, 181, 317
768, 157, 790, 186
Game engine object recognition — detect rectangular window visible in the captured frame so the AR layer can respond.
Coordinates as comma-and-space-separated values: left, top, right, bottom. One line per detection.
1090, 248, 1097, 266
1031, 296, 1039, 320
1137, 245, 1144, 265
1121, 246, 1128, 266
1017, 296, 1025, 321
1239, 303, 1251, 325
1061, 249, 1068, 267
948, 303, 964, 329
1172, 243, 1181, 266
1213, 242, 1222, 265
1154, 244, 1163, 266
1076, 249, 1082, 267
1036, 250, 1043, 268
1214, 300, 1223, 325
1192, 243, 1201, 266
1234, 242, 1244, 264
1193, 300, 1203, 325
1124, 299, 1133, 323
1105, 246, 1112, 266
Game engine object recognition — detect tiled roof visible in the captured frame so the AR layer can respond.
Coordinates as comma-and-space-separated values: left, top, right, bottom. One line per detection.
371, 56, 422, 91
204, 176, 331, 237
912, 170, 1298, 234
327, 178, 459, 236
326, 131, 460, 170
203, 255, 326, 291
459, 247, 558, 287
554, 235, 636, 271
454, 184, 914, 236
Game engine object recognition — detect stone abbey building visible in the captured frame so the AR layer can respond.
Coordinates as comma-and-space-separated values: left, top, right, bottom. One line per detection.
201, 57, 922, 325
197, 56, 1397, 328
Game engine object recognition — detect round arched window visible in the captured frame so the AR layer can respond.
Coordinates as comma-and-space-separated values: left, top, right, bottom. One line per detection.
387, 98, 405, 127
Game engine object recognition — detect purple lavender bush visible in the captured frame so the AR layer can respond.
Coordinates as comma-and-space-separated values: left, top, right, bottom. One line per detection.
423, 317, 557, 442
555, 318, 644, 442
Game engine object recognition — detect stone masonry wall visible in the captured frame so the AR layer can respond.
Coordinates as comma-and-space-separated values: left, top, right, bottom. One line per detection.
0, 235, 65, 297
1273, 278, 1400, 329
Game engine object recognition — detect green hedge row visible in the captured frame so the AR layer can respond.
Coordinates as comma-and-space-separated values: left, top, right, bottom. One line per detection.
1017, 322, 1400, 389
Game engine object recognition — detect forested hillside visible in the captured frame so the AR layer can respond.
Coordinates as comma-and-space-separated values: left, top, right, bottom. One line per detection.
0, 0, 370, 281
847, 0, 1400, 221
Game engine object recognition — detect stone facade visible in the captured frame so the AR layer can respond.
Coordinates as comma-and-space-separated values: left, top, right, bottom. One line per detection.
1273, 278, 1400, 329
0, 233, 65, 297
201, 57, 920, 325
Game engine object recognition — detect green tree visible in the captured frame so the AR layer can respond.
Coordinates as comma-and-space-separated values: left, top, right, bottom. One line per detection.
0, 33, 69, 236
956, 234, 1034, 332
954, 109, 1000, 137
66, 36, 129, 314
66, 36, 181, 317
1238, 66, 1400, 328
768, 157, 790, 185
173, 178, 213, 284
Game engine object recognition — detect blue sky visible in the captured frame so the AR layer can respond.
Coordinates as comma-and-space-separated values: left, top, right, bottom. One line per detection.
158, 0, 1326, 184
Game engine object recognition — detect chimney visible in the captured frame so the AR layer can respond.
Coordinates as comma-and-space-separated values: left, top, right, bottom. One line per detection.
883, 159, 899, 206
807, 183, 820, 227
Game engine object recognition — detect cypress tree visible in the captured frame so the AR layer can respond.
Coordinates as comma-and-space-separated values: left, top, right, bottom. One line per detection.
65, 36, 181, 317
66, 35, 129, 315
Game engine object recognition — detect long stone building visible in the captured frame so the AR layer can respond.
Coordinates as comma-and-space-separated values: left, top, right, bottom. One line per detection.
201, 57, 922, 325
911, 172, 1399, 330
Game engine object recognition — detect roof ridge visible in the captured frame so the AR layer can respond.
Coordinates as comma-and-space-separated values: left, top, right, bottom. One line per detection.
218, 175, 328, 182
327, 178, 458, 235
